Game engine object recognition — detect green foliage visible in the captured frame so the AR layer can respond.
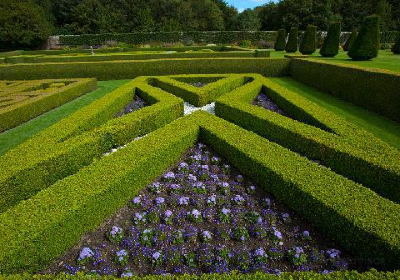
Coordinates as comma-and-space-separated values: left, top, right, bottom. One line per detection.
0, 0, 52, 50
285, 27, 298, 53
0, 77, 184, 213
239, 40, 252, 48
299, 25, 317, 55
348, 15, 380, 61
290, 58, 400, 122
215, 74, 400, 203
275, 29, 286, 51
0, 58, 290, 81
392, 31, 400, 54
343, 30, 358, 51
0, 79, 96, 132
320, 22, 341, 57
235, 9, 261, 31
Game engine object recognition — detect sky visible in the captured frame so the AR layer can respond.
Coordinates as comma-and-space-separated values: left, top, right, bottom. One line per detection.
226, 0, 272, 12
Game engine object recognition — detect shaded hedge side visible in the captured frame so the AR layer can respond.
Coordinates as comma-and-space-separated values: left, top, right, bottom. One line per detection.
0, 58, 290, 81
290, 58, 400, 122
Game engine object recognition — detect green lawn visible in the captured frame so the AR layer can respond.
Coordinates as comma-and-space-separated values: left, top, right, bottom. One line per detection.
0, 79, 130, 156
270, 49, 400, 72
271, 77, 400, 150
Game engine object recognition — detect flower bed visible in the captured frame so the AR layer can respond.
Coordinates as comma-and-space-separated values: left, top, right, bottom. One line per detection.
115, 94, 148, 118
47, 143, 352, 277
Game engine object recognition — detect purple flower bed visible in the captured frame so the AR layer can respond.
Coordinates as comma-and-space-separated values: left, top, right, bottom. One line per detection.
189, 82, 208, 88
252, 93, 291, 118
46, 143, 353, 277
115, 94, 147, 118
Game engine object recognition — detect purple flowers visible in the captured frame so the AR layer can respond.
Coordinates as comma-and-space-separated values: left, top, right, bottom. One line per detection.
270, 227, 283, 244
287, 247, 307, 266
106, 226, 123, 243
178, 196, 189, 206
155, 197, 165, 206
115, 249, 128, 265
218, 207, 231, 223
77, 247, 94, 265
327, 249, 341, 259
231, 195, 245, 205
201, 231, 213, 242
164, 172, 175, 181
152, 251, 163, 266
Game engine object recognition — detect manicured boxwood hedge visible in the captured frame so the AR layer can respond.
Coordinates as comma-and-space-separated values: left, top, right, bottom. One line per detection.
1, 111, 400, 274
4, 51, 268, 64
0, 77, 184, 213
289, 58, 400, 122
0, 79, 97, 132
59, 31, 278, 46
0, 58, 290, 81
2, 270, 400, 279
152, 74, 251, 106
215, 74, 400, 203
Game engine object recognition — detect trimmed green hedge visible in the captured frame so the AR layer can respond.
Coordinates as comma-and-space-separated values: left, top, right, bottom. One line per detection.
348, 15, 380, 61
59, 31, 278, 46
392, 31, 400, 54
343, 30, 358, 51
299, 25, 317, 55
4, 51, 268, 64
290, 58, 400, 122
2, 270, 400, 279
0, 58, 290, 81
1, 111, 400, 273
275, 29, 286, 51
0, 79, 97, 132
0, 77, 184, 213
320, 22, 341, 57
285, 27, 298, 53
215, 74, 400, 203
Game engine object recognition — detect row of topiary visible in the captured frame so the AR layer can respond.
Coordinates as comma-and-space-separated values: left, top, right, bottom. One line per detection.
275, 15, 382, 61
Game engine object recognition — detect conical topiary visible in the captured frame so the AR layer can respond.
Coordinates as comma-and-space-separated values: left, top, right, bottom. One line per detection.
391, 30, 400, 54
343, 30, 358, 51
275, 29, 287, 51
348, 15, 380, 61
320, 22, 341, 57
285, 27, 298, 53
300, 25, 317, 55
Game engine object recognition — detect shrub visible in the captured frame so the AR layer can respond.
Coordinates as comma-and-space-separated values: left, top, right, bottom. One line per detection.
0, 58, 290, 81
285, 27, 298, 53
274, 29, 286, 51
239, 40, 252, 48
343, 30, 358, 51
299, 25, 317, 55
392, 30, 400, 54
290, 58, 400, 122
348, 15, 380, 61
320, 22, 341, 57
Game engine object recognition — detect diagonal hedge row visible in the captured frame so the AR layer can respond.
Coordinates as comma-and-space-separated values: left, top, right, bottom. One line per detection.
215, 74, 400, 203
0, 79, 97, 132
0, 77, 184, 213
1, 111, 400, 274
0, 58, 290, 81
152, 74, 252, 106
290, 59, 400, 122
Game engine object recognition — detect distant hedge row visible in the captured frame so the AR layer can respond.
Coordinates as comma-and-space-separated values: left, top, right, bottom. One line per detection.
290, 59, 400, 122
0, 58, 290, 81
215, 74, 400, 202
0, 78, 96, 132
56, 31, 398, 46
1, 111, 400, 273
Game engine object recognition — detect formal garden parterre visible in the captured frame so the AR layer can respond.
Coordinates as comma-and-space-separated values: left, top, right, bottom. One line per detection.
1, 40, 400, 279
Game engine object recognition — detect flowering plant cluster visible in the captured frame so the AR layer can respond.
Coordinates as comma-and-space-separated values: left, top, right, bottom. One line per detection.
252, 93, 291, 118
58, 143, 351, 276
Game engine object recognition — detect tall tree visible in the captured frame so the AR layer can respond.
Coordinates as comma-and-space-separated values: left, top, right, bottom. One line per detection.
236, 9, 261, 31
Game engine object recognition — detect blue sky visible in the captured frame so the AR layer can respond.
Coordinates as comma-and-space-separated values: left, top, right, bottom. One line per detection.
226, 0, 272, 12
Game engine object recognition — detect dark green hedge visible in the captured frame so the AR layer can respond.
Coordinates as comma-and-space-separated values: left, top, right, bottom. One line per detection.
290, 58, 400, 122
343, 30, 358, 51
0, 58, 290, 81
2, 270, 400, 279
299, 25, 317, 55
391, 30, 400, 54
4, 51, 268, 64
0, 77, 184, 213
285, 27, 298, 53
215, 74, 400, 203
275, 29, 286, 51
348, 16, 380, 61
1, 111, 400, 274
0, 79, 97, 132
59, 31, 278, 46
320, 22, 341, 57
